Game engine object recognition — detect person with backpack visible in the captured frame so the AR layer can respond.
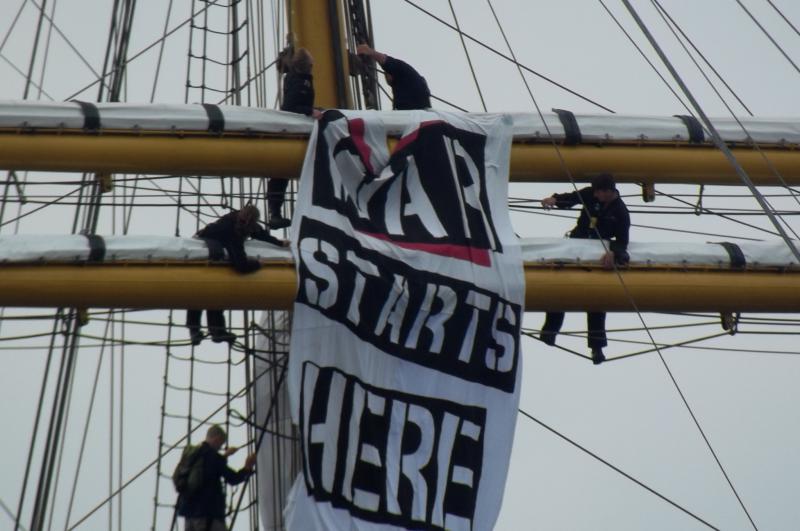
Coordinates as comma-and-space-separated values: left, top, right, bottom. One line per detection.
174, 424, 256, 531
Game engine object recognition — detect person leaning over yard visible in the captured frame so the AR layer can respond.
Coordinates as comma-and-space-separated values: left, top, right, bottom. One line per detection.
538, 173, 631, 365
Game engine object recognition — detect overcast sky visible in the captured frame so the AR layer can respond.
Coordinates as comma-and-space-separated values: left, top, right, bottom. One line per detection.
2, 1, 800, 530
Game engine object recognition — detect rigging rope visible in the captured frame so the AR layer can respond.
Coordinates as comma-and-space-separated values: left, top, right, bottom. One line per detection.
517, 408, 719, 530
765, 0, 800, 39
647, 0, 800, 234
619, 5, 764, 527
401, 0, 616, 113
67, 365, 276, 530
446, 0, 486, 111
596, 0, 692, 114
624, 1, 800, 265
651, 0, 753, 116
735, 0, 800, 76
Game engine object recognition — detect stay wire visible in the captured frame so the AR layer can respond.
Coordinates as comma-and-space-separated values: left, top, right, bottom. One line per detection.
735, 0, 800, 76
765, 0, 800, 39
653, 190, 785, 238
0, 52, 55, 100
620, 4, 774, 528
24, 0, 107, 90
493, 3, 758, 529
628, 1, 800, 264
13, 312, 63, 531
401, 0, 615, 113
33, 0, 58, 102
227, 359, 288, 530
487, 4, 737, 521
446, 0, 486, 111
650, 0, 753, 116
62, 319, 112, 530
65, 0, 224, 101
22, 0, 48, 99
0, 0, 27, 55
596, 0, 692, 114
650, 0, 800, 233
518, 409, 719, 530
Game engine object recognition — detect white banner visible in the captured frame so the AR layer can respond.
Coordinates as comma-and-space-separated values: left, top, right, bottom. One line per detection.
286, 110, 523, 530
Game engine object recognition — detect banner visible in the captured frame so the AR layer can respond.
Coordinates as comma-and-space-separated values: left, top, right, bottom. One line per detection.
286, 110, 523, 530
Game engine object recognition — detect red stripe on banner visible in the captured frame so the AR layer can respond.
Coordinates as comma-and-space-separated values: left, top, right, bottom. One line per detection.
347, 118, 375, 174
361, 231, 491, 267
392, 119, 446, 153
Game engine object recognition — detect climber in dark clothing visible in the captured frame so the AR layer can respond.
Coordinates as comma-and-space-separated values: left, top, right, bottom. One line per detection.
268, 47, 320, 230
539, 173, 630, 365
177, 424, 255, 531
356, 44, 431, 110
187, 205, 284, 345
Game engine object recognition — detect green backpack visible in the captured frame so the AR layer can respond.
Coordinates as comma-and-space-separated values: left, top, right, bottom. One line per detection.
172, 445, 204, 496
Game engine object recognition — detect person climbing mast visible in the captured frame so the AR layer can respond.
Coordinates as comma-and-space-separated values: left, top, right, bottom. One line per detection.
175, 424, 256, 531
268, 47, 321, 230
356, 43, 431, 110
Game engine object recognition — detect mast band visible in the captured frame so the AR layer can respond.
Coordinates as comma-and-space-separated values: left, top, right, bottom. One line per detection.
72, 100, 101, 131
716, 241, 746, 269
85, 234, 106, 262
202, 103, 225, 134
553, 108, 582, 145
674, 114, 704, 143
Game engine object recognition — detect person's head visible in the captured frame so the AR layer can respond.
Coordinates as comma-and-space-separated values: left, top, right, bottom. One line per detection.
236, 204, 260, 237
291, 48, 313, 75
206, 424, 227, 450
591, 173, 617, 203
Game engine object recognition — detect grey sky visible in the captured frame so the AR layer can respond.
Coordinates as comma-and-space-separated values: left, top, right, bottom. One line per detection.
1, 1, 800, 530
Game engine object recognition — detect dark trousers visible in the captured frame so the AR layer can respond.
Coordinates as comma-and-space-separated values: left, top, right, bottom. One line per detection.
542, 311, 607, 349
267, 178, 289, 215
186, 309, 227, 335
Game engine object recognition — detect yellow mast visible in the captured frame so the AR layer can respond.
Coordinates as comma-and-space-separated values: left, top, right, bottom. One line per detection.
0, 262, 797, 312
0, 131, 799, 185
1, 1, 797, 314
287, 0, 352, 108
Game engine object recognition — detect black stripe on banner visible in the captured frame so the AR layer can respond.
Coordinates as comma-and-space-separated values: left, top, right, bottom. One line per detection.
553, 108, 582, 145
204, 239, 226, 261
85, 234, 106, 262
202, 103, 225, 134
674, 114, 704, 143
72, 100, 101, 131
716, 241, 746, 269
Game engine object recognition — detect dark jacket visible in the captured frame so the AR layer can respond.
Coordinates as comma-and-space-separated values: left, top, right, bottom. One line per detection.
383, 56, 431, 110
281, 72, 314, 115
197, 211, 282, 273
552, 186, 630, 263
177, 442, 251, 519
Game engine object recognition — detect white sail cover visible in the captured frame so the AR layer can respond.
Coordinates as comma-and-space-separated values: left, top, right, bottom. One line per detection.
0, 234, 794, 269
284, 110, 523, 530
1, 100, 799, 146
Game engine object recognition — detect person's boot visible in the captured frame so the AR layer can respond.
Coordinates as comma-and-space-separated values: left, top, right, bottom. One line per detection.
268, 208, 291, 229
210, 330, 237, 344
207, 310, 235, 344
539, 332, 556, 346
591, 347, 606, 365
188, 327, 205, 346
